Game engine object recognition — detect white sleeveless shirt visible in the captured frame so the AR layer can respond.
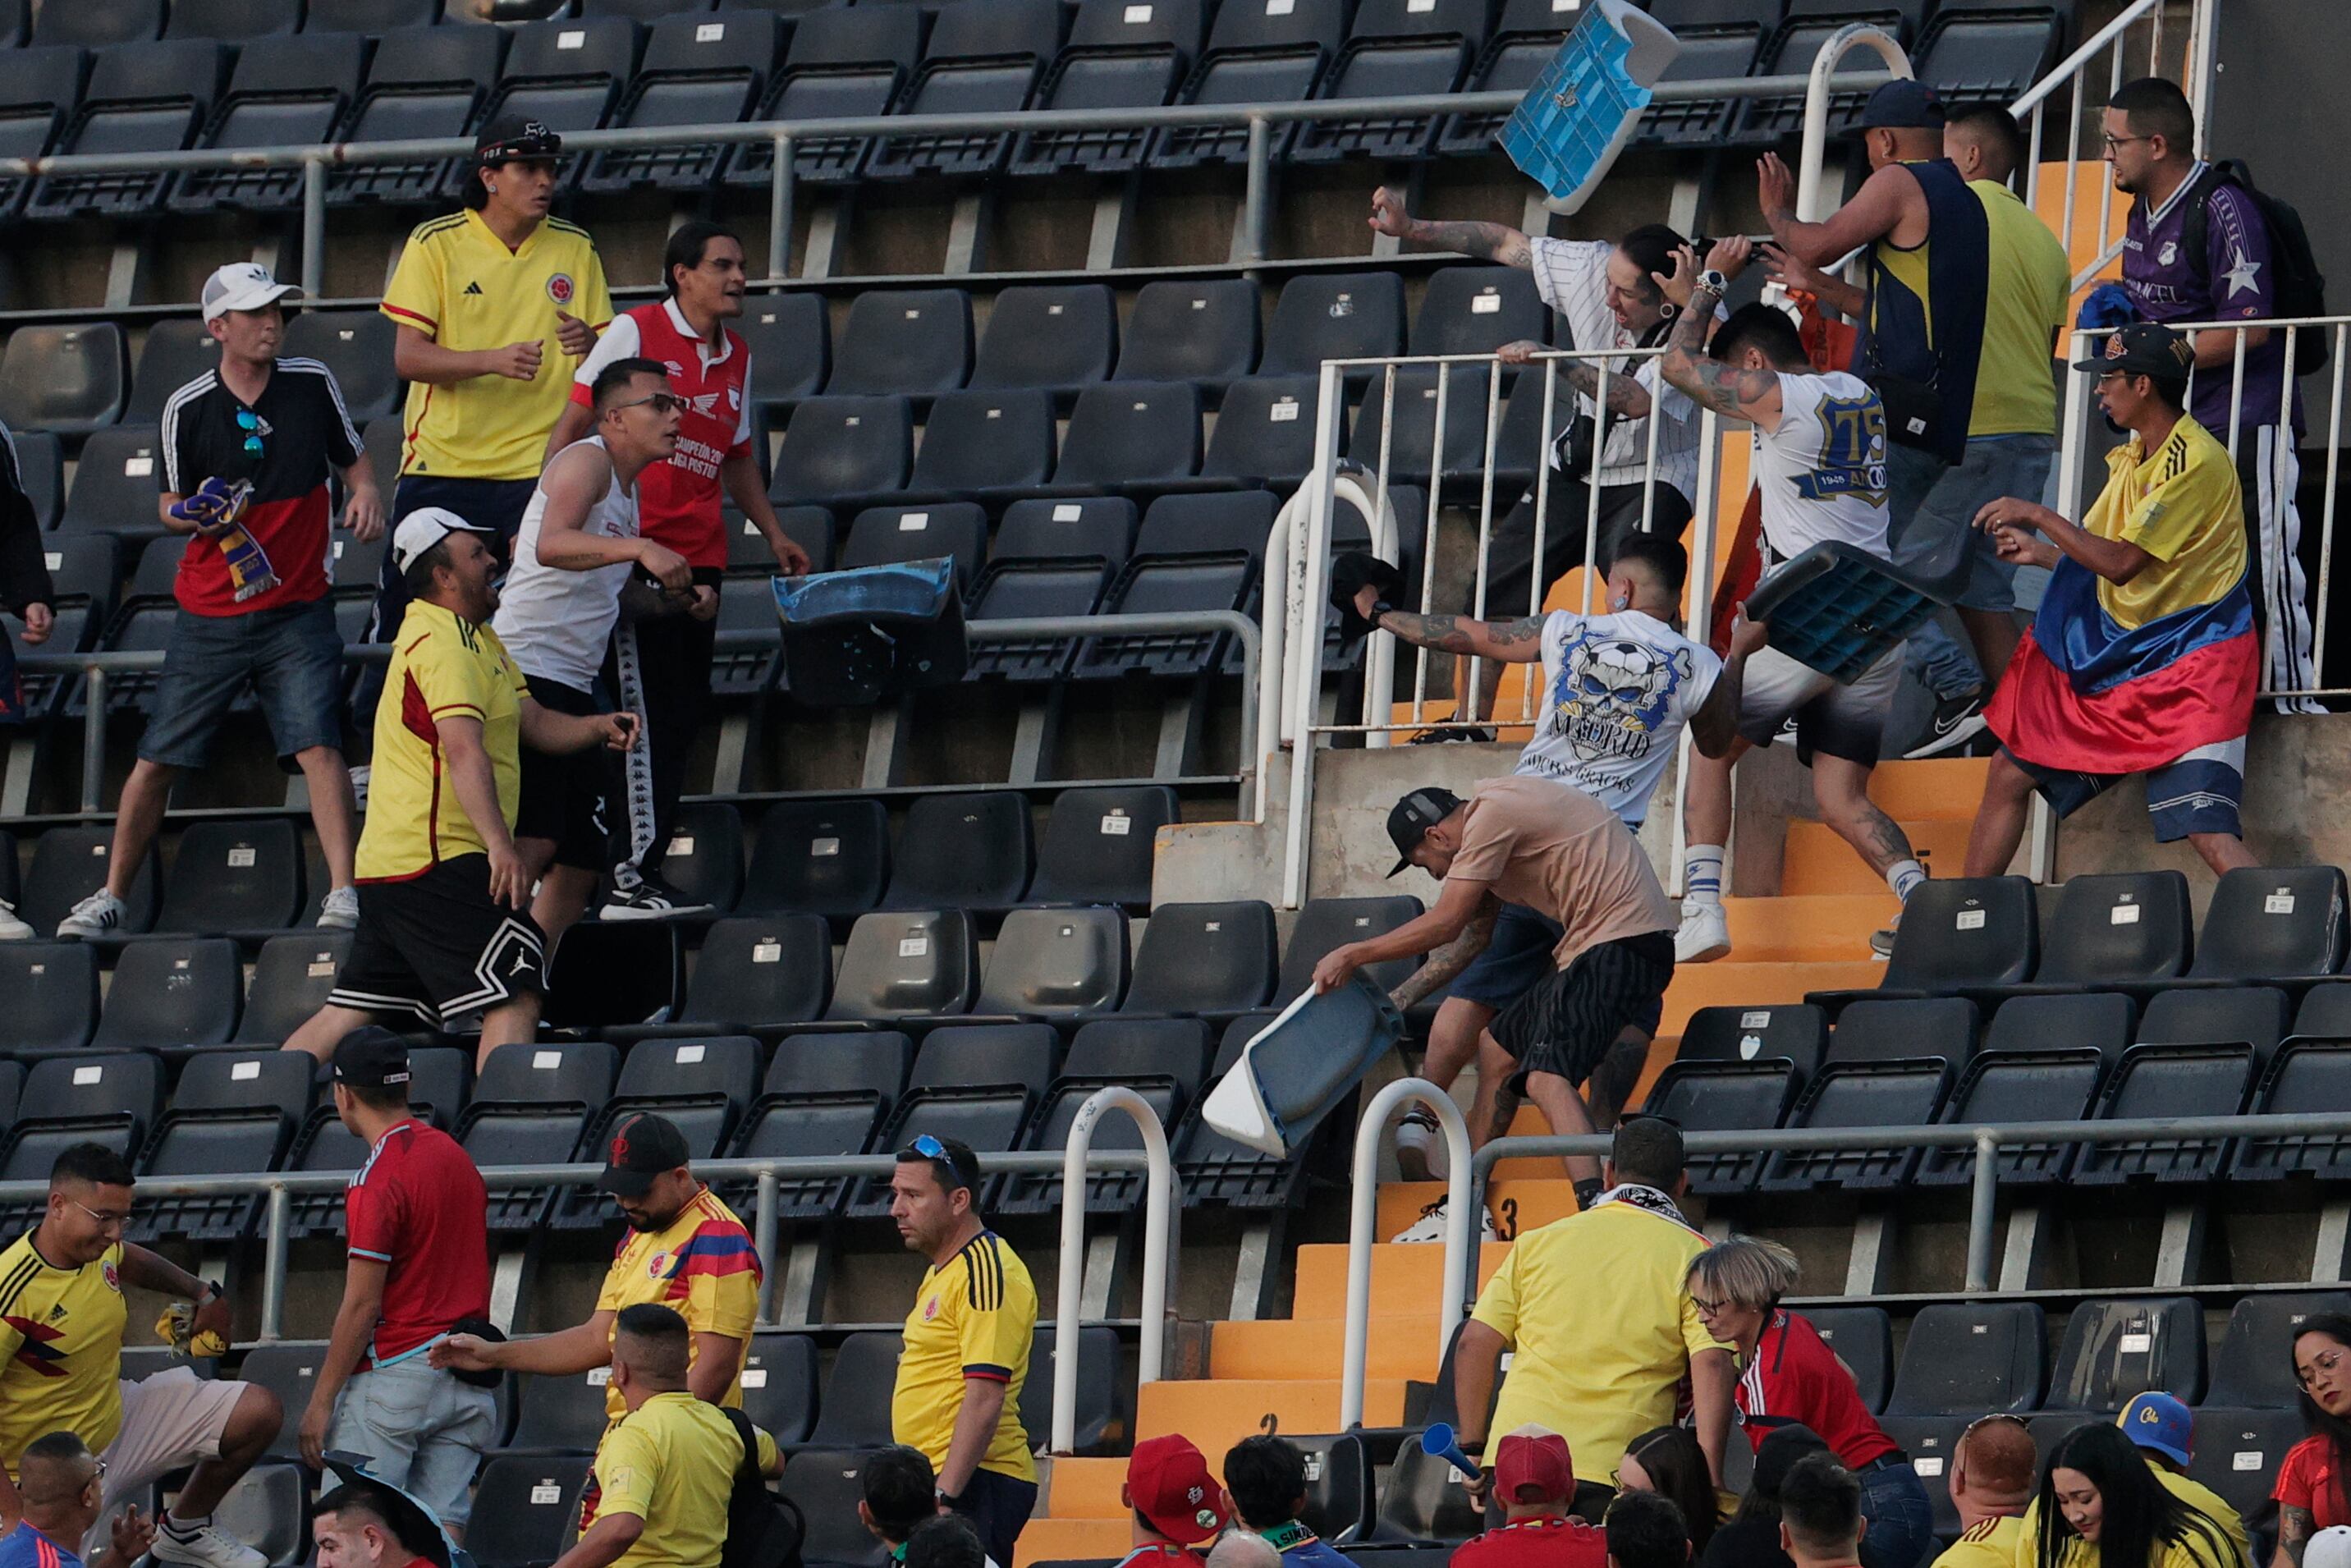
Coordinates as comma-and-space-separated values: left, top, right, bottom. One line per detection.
1751, 369, 1895, 568
493, 435, 639, 691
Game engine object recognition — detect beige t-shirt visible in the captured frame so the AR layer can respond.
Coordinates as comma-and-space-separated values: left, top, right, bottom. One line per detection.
1443, 775, 1675, 967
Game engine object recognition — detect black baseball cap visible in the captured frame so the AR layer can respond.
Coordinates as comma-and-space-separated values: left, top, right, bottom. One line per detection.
331, 1026, 411, 1090
1386, 786, 1464, 878
1857, 80, 1945, 131
475, 114, 562, 167
597, 1112, 691, 1199
2073, 320, 2196, 382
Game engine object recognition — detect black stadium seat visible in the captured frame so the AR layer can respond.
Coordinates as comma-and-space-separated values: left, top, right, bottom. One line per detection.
882, 791, 1033, 913
2233, 1041, 2351, 1185
581, 9, 781, 194
1288, 0, 1487, 163
166, 0, 300, 39
1643, 1055, 1802, 1196
2184, 865, 2349, 987
1350, 364, 1501, 492
656, 802, 745, 916
91, 937, 243, 1050
1669, 1004, 1830, 1083
0, 1052, 163, 1232
1805, 1305, 1894, 1413
1121, 900, 1277, 1020
1075, 489, 1272, 680
738, 1332, 822, 1445
457, 1041, 619, 1231
1412, 266, 1548, 361
840, 503, 989, 592
282, 311, 401, 427
1817, 876, 2038, 1011
131, 1049, 313, 1241
744, 799, 889, 920
2186, 1405, 2302, 1535
768, 395, 912, 508
504, 1357, 611, 1456
997, 1016, 1204, 1215
0, 324, 127, 437
27, 39, 226, 222
1020, 1323, 1125, 1456
1012, 0, 1206, 177
1913, 992, 2129, 1190
1276, 896, 1423, 1005
1261, 273, 1408, 379
723, 2, 923, 190
672, 914, 832, 1036
308, 0, 442, 30
61, 425, 167, 541
1735, 0, 1930, 142
1028, 785, 1177, 909
1913, 0, 2062, 117
0, 46, 88, 222
1148, 0, 1345, 172
1116, 279, 1261, 397
2138, 984, 2290, 1073
1050, 381, 1204, 498
2073, 1038, 2252, 1186
1885, 1301, 2046, 1417
171, 31, 364, 213
904, 392, 1056, 504
468, 1457, 593, 1568
24, 825, 158, 939
541, 921, 681, 1033
721, 1030, 910, 1221
32, 0, 162, 47
969, 285, 1118, 404
825, 909, 978, 1022
740, 293, 831, 420
865, 0, 1065, 181
331, 25, 509, 207
0, 941, 100, 1054
154, 818, 306, 938
1205, 375, 1327, 489
2046, 1295, 2207, 1410
127, 321, 225, 424
461, 17, 641, 199
236, 933, 354, 1046
974, 905, 1130, 1018
827, 288, 974, 401
784, 1451, 889, 1568
2009, 869, 2194, 993
1638, 0, 1780, 147
1179, 1011, 1330, 1209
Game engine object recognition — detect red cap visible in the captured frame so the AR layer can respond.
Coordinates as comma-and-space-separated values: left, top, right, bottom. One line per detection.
1493, 1431, 1574, 1506
1126, 1435, 1232, 1545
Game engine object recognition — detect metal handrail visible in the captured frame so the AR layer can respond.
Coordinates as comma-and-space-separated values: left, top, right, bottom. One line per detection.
1340, 1078, 1471, 1431
1332, 1107, 2351, 1429
15, 606, 1261, 815
1049, 1086, 1176, 1456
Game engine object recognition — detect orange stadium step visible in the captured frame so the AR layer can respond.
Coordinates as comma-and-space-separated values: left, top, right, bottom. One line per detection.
1721, 894, 1899, 961
2031, 159, 2129, 295
1039, 1457, 1136, 1519
1014, 1517, 1130, 1568
1868, 757, 1994, 821
1134, 1378, 1409, 1466
1210, 1314, 1450, 1383
1778, 818, 1973, 895
1376, 1178, 1581, 1241
1290, 1240, 1511, 1320
1659, 960, 1885, 1036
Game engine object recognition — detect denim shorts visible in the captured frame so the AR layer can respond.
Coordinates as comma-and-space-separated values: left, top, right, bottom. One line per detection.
325, 1354, 499, 1531
1450, 902, 1570, 1011
138, 597, 346, 769
1887, 434, 2056, 614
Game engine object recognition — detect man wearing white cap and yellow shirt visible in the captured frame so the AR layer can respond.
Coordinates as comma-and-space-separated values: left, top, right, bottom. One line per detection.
58, 262, 383, 940
281, 508, 640, 1072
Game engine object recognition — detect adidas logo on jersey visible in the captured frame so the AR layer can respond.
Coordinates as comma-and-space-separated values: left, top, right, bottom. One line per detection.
464, 282, 483, 296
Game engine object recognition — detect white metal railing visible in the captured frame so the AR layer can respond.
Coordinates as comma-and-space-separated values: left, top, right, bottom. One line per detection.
1340, 1078, 1473, 1432
2015, 0, 2220, 292
1049, 1085, 1176, 1456
2060, 314, 2351, 704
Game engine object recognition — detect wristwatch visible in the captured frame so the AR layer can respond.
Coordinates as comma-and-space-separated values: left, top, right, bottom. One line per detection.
1697, 270, 1730, 295
936, 1487, 961, 1507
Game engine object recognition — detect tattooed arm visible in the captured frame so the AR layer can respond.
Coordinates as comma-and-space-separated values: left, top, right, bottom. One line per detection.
1496, 341, 1653, 418
1389, 894, 1501, 1012
1649, 242, 1784, 430
2278, 1506, 2313, 1568
1370, 186, 1533, 269
1355, 598, 1549, 664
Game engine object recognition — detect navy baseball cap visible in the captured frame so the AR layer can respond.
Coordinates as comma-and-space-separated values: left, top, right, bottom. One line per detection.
332, 1026, 411, 1090
1386, 786, 1464, 878
475, 114, 562, 167
2117, 1391, 2194, 1467
2073, 321, 2196, 382
1858, 80, 1945, 131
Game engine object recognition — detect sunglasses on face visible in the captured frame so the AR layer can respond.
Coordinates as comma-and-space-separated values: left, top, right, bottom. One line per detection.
612, 392, 687, 416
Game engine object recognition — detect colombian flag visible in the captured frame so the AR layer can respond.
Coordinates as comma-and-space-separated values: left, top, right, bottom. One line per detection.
1986, 553, 2257, 775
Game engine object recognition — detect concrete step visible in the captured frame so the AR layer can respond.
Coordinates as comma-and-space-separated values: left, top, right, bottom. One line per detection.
1722, 893, 1900, 961
1135, 1377, 1408, 1469
1290, 1240, 1512, 1321
1208, 1314, 1447, 1383
1014, 1518, 1130, 1568
1780, 818, 1972, 895
1039, 1457, 1135, 1520
1868, 756, 1994, 821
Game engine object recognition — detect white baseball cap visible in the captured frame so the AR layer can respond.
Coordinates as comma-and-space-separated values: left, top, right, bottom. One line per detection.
391, 507, 495, 575
200, 262, 301, 323
2308, 1528, 2351, 1568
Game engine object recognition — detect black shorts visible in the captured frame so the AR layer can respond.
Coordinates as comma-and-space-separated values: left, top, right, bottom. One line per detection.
327, 855, 548, 1025
1487, 930, 1675, 1093
515, 675, 612, 872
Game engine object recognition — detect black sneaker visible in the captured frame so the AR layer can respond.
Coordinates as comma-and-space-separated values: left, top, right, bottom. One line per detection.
599, 873, 714, 920
1409, 726, 1496, 745
1904, 690, 1989, 759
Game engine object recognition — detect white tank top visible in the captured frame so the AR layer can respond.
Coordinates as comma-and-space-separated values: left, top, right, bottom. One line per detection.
1752, 369, 1895, 568
494, 436, 639, 691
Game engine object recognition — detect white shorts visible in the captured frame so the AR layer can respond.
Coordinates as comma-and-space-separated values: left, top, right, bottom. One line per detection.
1735, 644, 1901, 767
93, 1369, 247, 1533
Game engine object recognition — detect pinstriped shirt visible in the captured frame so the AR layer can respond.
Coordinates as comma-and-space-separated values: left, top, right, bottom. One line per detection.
1525, 237, 1707, 499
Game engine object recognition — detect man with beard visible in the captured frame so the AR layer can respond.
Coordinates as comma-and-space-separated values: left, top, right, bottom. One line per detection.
428, 1112, 762, 1455
280, 510, 638, 1071
889, 1135, 1038, 1568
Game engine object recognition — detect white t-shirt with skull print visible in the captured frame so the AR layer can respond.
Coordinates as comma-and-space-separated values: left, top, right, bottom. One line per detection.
1513, 608, 1722, 830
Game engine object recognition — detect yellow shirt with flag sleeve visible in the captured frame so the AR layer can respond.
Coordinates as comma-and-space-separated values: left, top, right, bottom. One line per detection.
1469, 1191, 1733, 1486
583, 1389, 777, 1568
892, 1231, 1037, 1484
2083, 415, 2248, 630
380, 208, 613, 483
357, 600, 528, 883
0, 1236, 130, 1472
1936, 1514, 2024, 1568
593, 1185, 761, 1421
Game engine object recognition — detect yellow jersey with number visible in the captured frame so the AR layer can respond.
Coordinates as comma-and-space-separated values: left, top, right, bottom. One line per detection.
0, 1236, 129, 1472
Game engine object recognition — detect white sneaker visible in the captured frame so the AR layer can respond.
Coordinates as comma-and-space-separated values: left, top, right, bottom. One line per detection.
1675, 901, 1730, 964
347, 763, 370, 812
0, 900, 31, 941
57, 888, 125, 940
318, 886, 360, 929
152, 1520, 267, 1568
1395, 1111, 1444, 1182
1390, 1195, 1501, 1245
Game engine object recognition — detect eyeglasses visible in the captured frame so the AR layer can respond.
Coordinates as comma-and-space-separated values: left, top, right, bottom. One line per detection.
236, 408, 271, 456
612, 392, 688, 416
2101, 133, 2153, 153
1689, 1295, 1728, 1314
2298, 1347, 2346, 1387
1962, 1413, 2031, 1440
71, 1197, 130, 1230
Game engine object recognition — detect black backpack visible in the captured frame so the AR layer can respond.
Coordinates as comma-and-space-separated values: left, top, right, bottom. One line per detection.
721, 1408, 805, 1568
2181, 158, 2330, 375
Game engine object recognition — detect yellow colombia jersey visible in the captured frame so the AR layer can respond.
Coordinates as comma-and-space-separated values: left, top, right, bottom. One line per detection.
593, 1186, 761, 1422
0, 1236, 130, 1471
380, 208, 613, 483
1471, 1195, 1733, 1486
2013, 1466, 2250, 1568
893, 1231, 1037, 1484
584, 1391, 777, 1568
2085, 415, 2248, 630
357, 601, 527, 883
1935, 1514, 2023, 1568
